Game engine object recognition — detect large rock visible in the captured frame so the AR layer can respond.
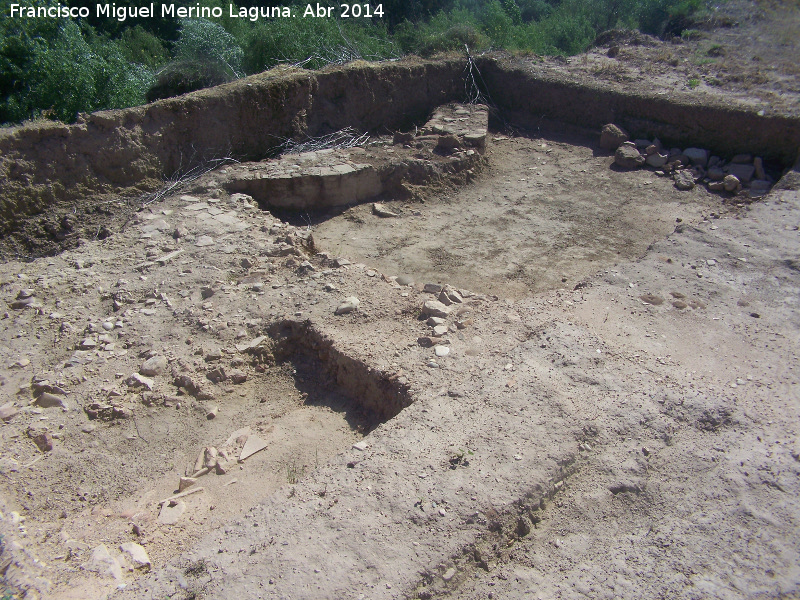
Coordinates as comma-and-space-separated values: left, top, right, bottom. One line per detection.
683, 147, 709, 167
727, 163, 755, 183
723, 174, 741, 192
754, 157, 766, 180
335, 297, 360, 315
421, 300, 452, 318
674, 170, 695, 190
645, 152, 668, 168
614, 144, 645, 169
600, 124, 629, 151
140, 355, 167, 377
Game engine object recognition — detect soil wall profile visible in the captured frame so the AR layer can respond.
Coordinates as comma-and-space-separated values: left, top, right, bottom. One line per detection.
2, 54, 800, 240
0, 58, 466, 237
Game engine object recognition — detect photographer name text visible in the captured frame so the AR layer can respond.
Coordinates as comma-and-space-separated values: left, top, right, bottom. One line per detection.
9, 3, 384, 22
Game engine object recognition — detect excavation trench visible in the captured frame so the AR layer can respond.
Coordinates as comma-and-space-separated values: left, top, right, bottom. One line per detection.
1, 55, 799, 259
0, 318, 412, 591
267, 319, 414, 424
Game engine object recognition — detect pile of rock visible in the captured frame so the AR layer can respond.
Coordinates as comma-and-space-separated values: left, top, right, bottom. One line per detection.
601, 124, 773, 198
418, 283, 478, 367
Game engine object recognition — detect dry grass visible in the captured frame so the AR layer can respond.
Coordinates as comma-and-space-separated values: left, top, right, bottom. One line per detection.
654, 48, 680, 66
589, 61, 632, 82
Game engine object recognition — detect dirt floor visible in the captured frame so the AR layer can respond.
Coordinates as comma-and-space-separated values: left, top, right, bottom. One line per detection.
1, 3, 799, 600
310, 132, 738, 299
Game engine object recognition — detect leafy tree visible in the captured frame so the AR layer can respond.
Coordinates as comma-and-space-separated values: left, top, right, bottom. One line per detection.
0, 4, 151, 123
118, 26, 169, 69
173, 18, 244, 77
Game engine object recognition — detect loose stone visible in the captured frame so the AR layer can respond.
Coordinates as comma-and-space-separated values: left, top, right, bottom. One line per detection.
229, 370, 248, 384
639, 294, 664, 305
423, 283, 444, 294
372, 203, 399, 218
140, 355, 167, 376
158, 500, 186, 525
723, 174, 741, 192
33, 392, 68, 410
421, 300, 451, 318
126, 373, 154, 390
433, 325, 448, 336
28, 428, 54, 451
645, 152, 668, 168
335, 297, 360, 315
754, 157, 765, 180
683, 147, 708, 167
240, 435, 268, 460
727, 163, 755, 183
614, 144, 645, 169
673, 170, 695, 190
120, 542, 151, 571
599, 124, 629, 150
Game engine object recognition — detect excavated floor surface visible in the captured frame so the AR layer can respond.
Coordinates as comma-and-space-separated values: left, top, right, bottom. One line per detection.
1, 4, 799, 599
1, 124, 797, 600
310, 130, 758, 299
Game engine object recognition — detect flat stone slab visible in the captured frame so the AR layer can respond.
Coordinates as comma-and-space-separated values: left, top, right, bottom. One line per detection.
157, 501, 186, 525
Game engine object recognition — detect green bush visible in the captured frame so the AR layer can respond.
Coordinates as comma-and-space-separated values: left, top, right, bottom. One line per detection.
394, 1, 596, 56
243, 17, 395, 73
526, 11, 597, 54
517, 0, 555, 23
173, 18, 243, 78
145, 59, 232, 102
0, 5, 151, 123
118, 25, 169, 69
479, 1, 516, 47
395, 9, 488, 56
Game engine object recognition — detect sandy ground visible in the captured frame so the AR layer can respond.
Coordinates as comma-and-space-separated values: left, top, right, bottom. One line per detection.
1, 3, 799, 600
0, 125, 796, 599
311, 132, 735, 299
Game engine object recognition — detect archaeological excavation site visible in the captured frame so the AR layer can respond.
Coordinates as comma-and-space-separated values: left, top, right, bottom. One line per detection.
1, 8, 800, 600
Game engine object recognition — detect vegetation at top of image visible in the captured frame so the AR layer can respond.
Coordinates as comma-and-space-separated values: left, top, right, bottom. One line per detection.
1, 0, 713, 125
